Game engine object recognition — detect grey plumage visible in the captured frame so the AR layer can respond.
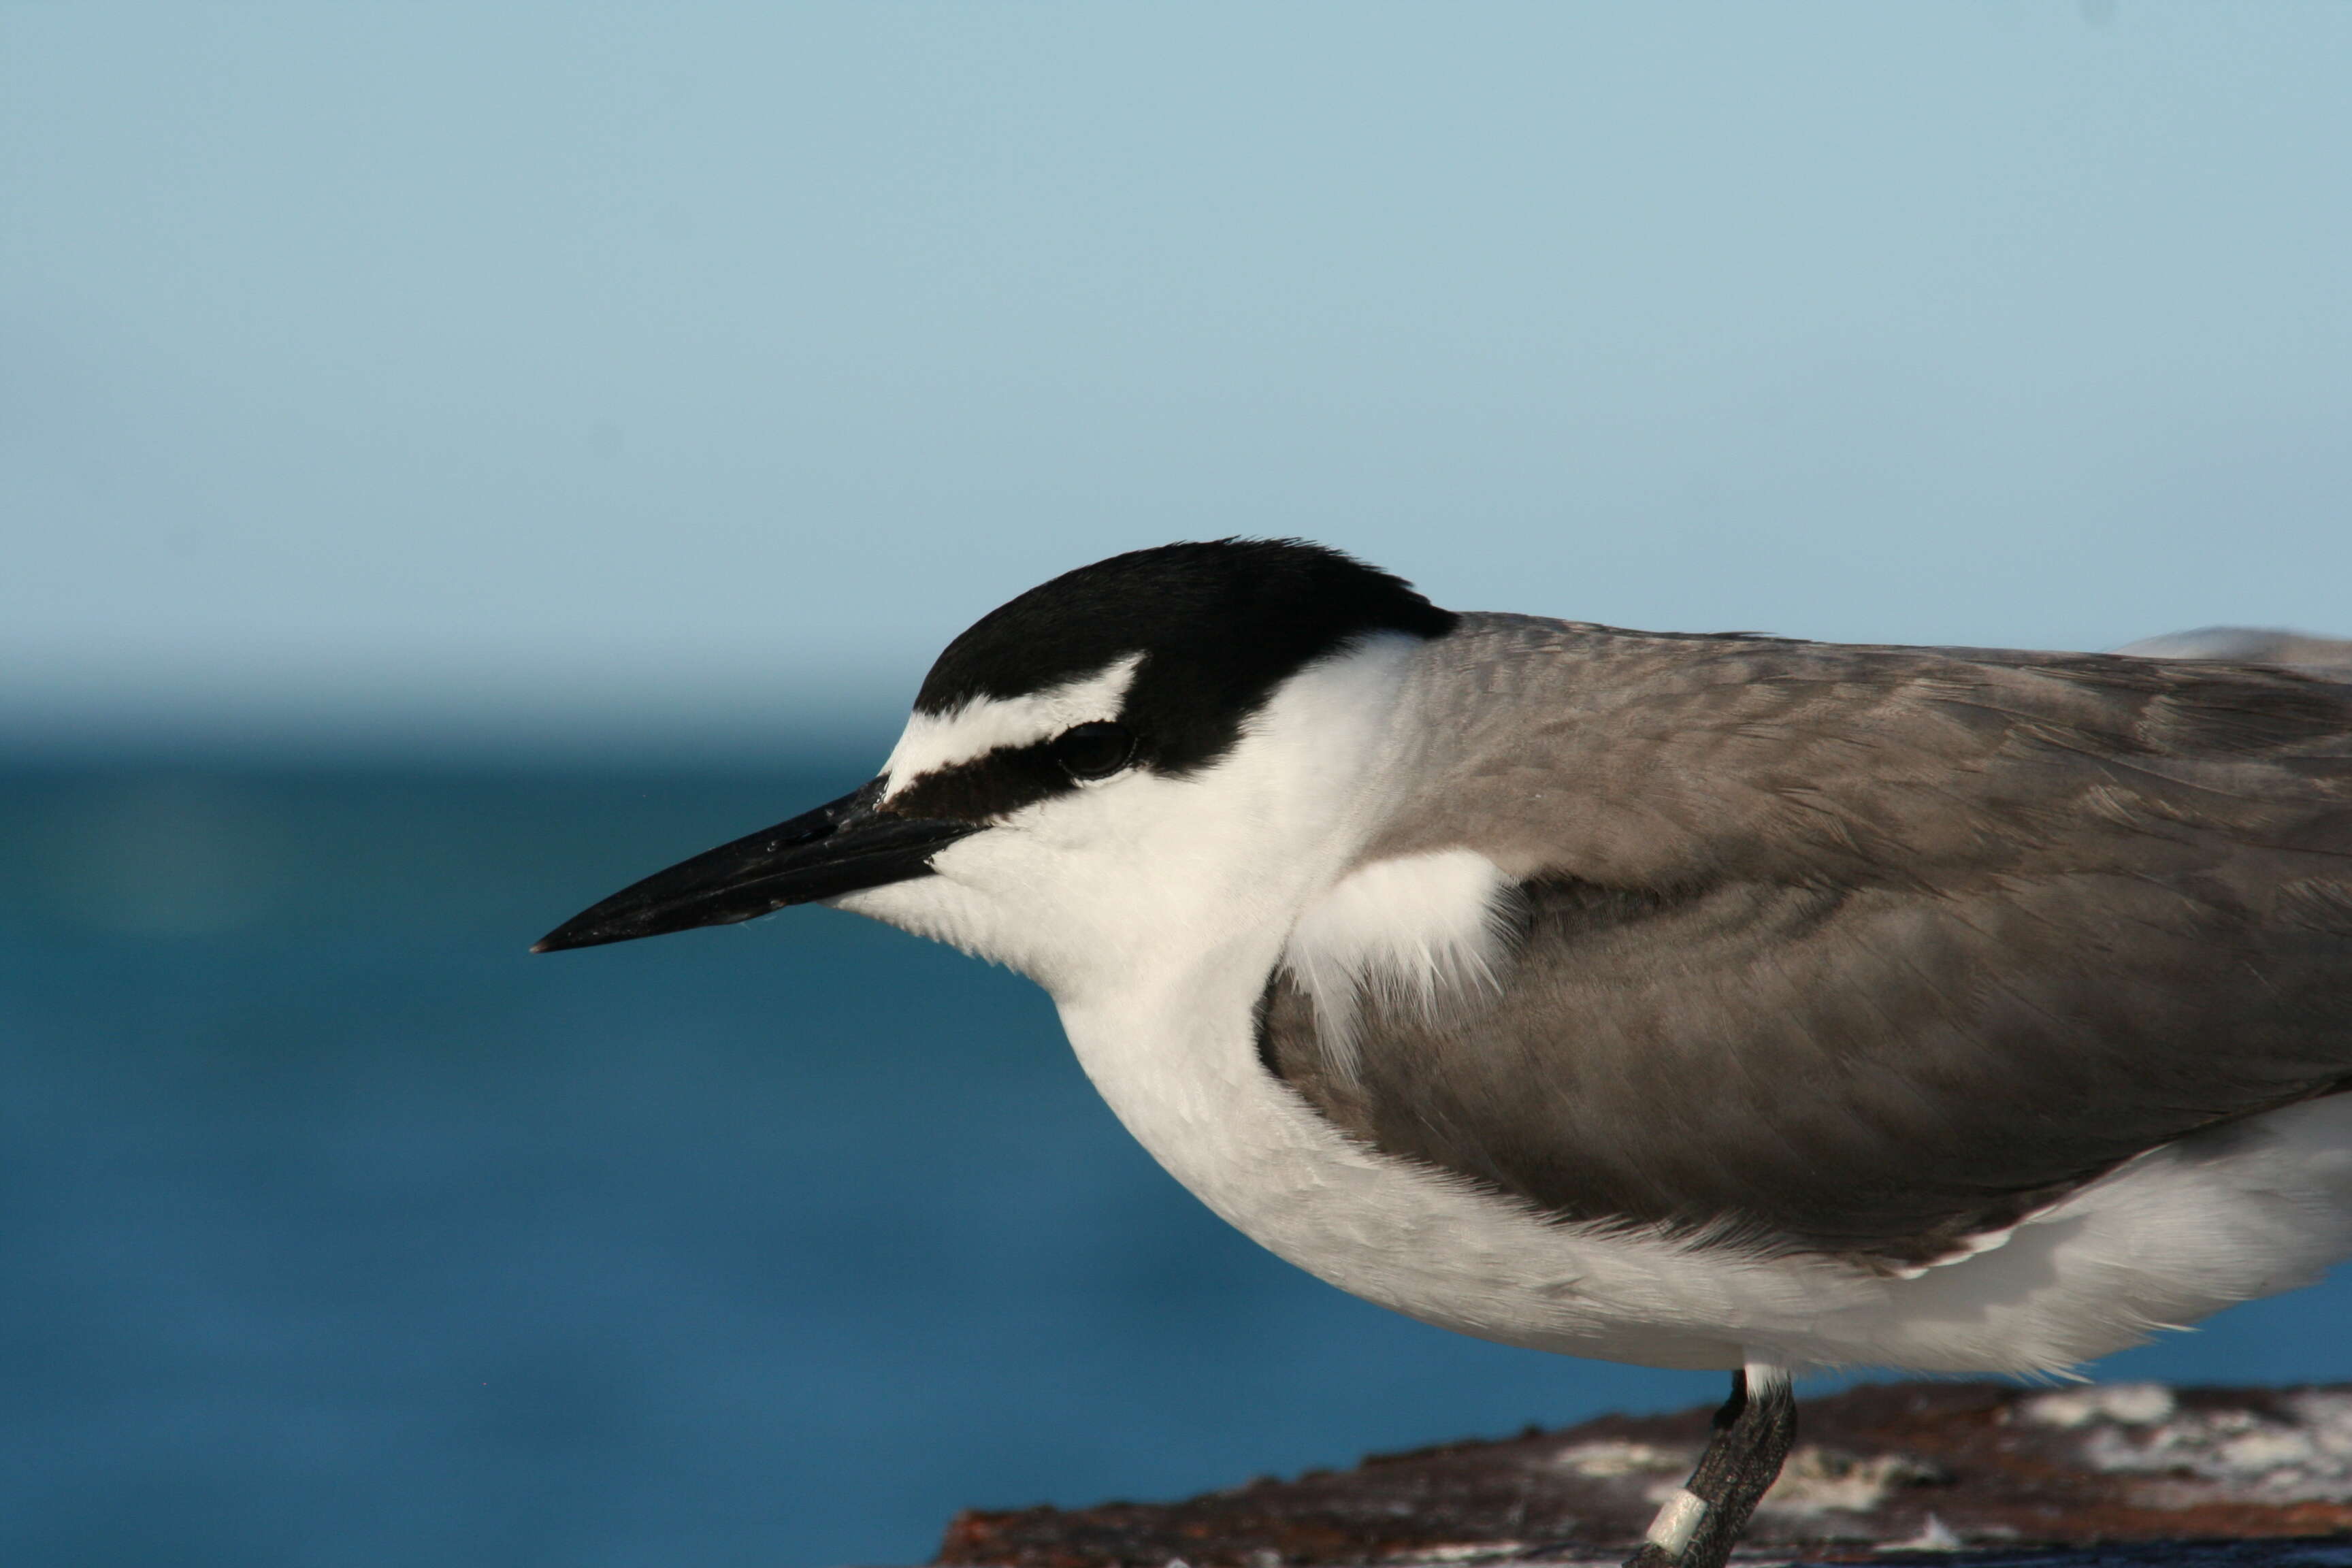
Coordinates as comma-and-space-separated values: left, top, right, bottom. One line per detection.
1261, 615, 2352, 1268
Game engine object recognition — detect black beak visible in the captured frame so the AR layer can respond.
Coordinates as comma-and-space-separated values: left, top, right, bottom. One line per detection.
532, 779, 981, 953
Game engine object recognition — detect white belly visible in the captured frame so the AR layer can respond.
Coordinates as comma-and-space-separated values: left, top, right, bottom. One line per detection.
1057, 977, 2352, 1376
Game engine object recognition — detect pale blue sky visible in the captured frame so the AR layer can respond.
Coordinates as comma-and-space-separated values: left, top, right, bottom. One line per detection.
4, 3, 2347, 745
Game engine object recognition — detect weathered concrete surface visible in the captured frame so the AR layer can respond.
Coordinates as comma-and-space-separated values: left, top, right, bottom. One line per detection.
936, 1383, 2352, 1567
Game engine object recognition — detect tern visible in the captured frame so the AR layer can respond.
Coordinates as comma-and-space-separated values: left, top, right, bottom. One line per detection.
539, 540, 2352, 1568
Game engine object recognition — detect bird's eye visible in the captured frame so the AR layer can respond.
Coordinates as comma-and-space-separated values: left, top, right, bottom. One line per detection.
1050, 721, 1134, 781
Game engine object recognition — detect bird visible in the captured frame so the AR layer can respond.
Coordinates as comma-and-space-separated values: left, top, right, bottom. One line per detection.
536, 539, 2352, 1568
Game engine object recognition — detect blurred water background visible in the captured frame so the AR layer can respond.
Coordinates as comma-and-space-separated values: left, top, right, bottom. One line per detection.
4, 741, 2351, 1568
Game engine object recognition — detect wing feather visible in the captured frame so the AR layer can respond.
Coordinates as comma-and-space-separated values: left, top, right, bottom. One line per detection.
1264, 616, 2352, 1266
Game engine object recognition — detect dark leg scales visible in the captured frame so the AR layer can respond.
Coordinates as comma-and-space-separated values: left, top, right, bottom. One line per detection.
1621, 1367, 1797, 1568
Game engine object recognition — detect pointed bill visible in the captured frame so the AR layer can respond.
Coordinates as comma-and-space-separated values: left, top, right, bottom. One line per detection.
532, 779, 979, 953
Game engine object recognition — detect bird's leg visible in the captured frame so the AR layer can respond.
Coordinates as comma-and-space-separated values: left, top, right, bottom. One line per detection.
1622, 1360, 1796, 1568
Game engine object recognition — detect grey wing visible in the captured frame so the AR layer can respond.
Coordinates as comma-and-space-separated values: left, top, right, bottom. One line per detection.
1262, 616, 2352, 1267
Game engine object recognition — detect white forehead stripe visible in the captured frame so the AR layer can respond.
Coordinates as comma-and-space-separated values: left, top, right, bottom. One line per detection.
881, 653, 1145, 800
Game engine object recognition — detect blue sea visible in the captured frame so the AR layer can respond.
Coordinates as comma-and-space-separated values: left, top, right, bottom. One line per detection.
5, 742, 2351, 1568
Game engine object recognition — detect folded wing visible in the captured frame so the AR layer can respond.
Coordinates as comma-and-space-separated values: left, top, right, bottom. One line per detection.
1262, 616, 2352, 1268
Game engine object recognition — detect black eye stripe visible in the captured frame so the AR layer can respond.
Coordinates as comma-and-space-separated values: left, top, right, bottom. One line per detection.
884, 738, 1096, 822
887, 749, 1061, 823
887, 723, 1140, 823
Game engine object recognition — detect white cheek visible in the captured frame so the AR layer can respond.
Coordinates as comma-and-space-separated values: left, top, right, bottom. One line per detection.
828, 821, 1119, 986
841, 632, 1434, 1000
830, 772, 1264, 996
829, 862, 1019, 966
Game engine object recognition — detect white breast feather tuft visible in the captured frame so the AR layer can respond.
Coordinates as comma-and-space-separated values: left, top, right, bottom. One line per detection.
1281, 849, 1518, 1081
